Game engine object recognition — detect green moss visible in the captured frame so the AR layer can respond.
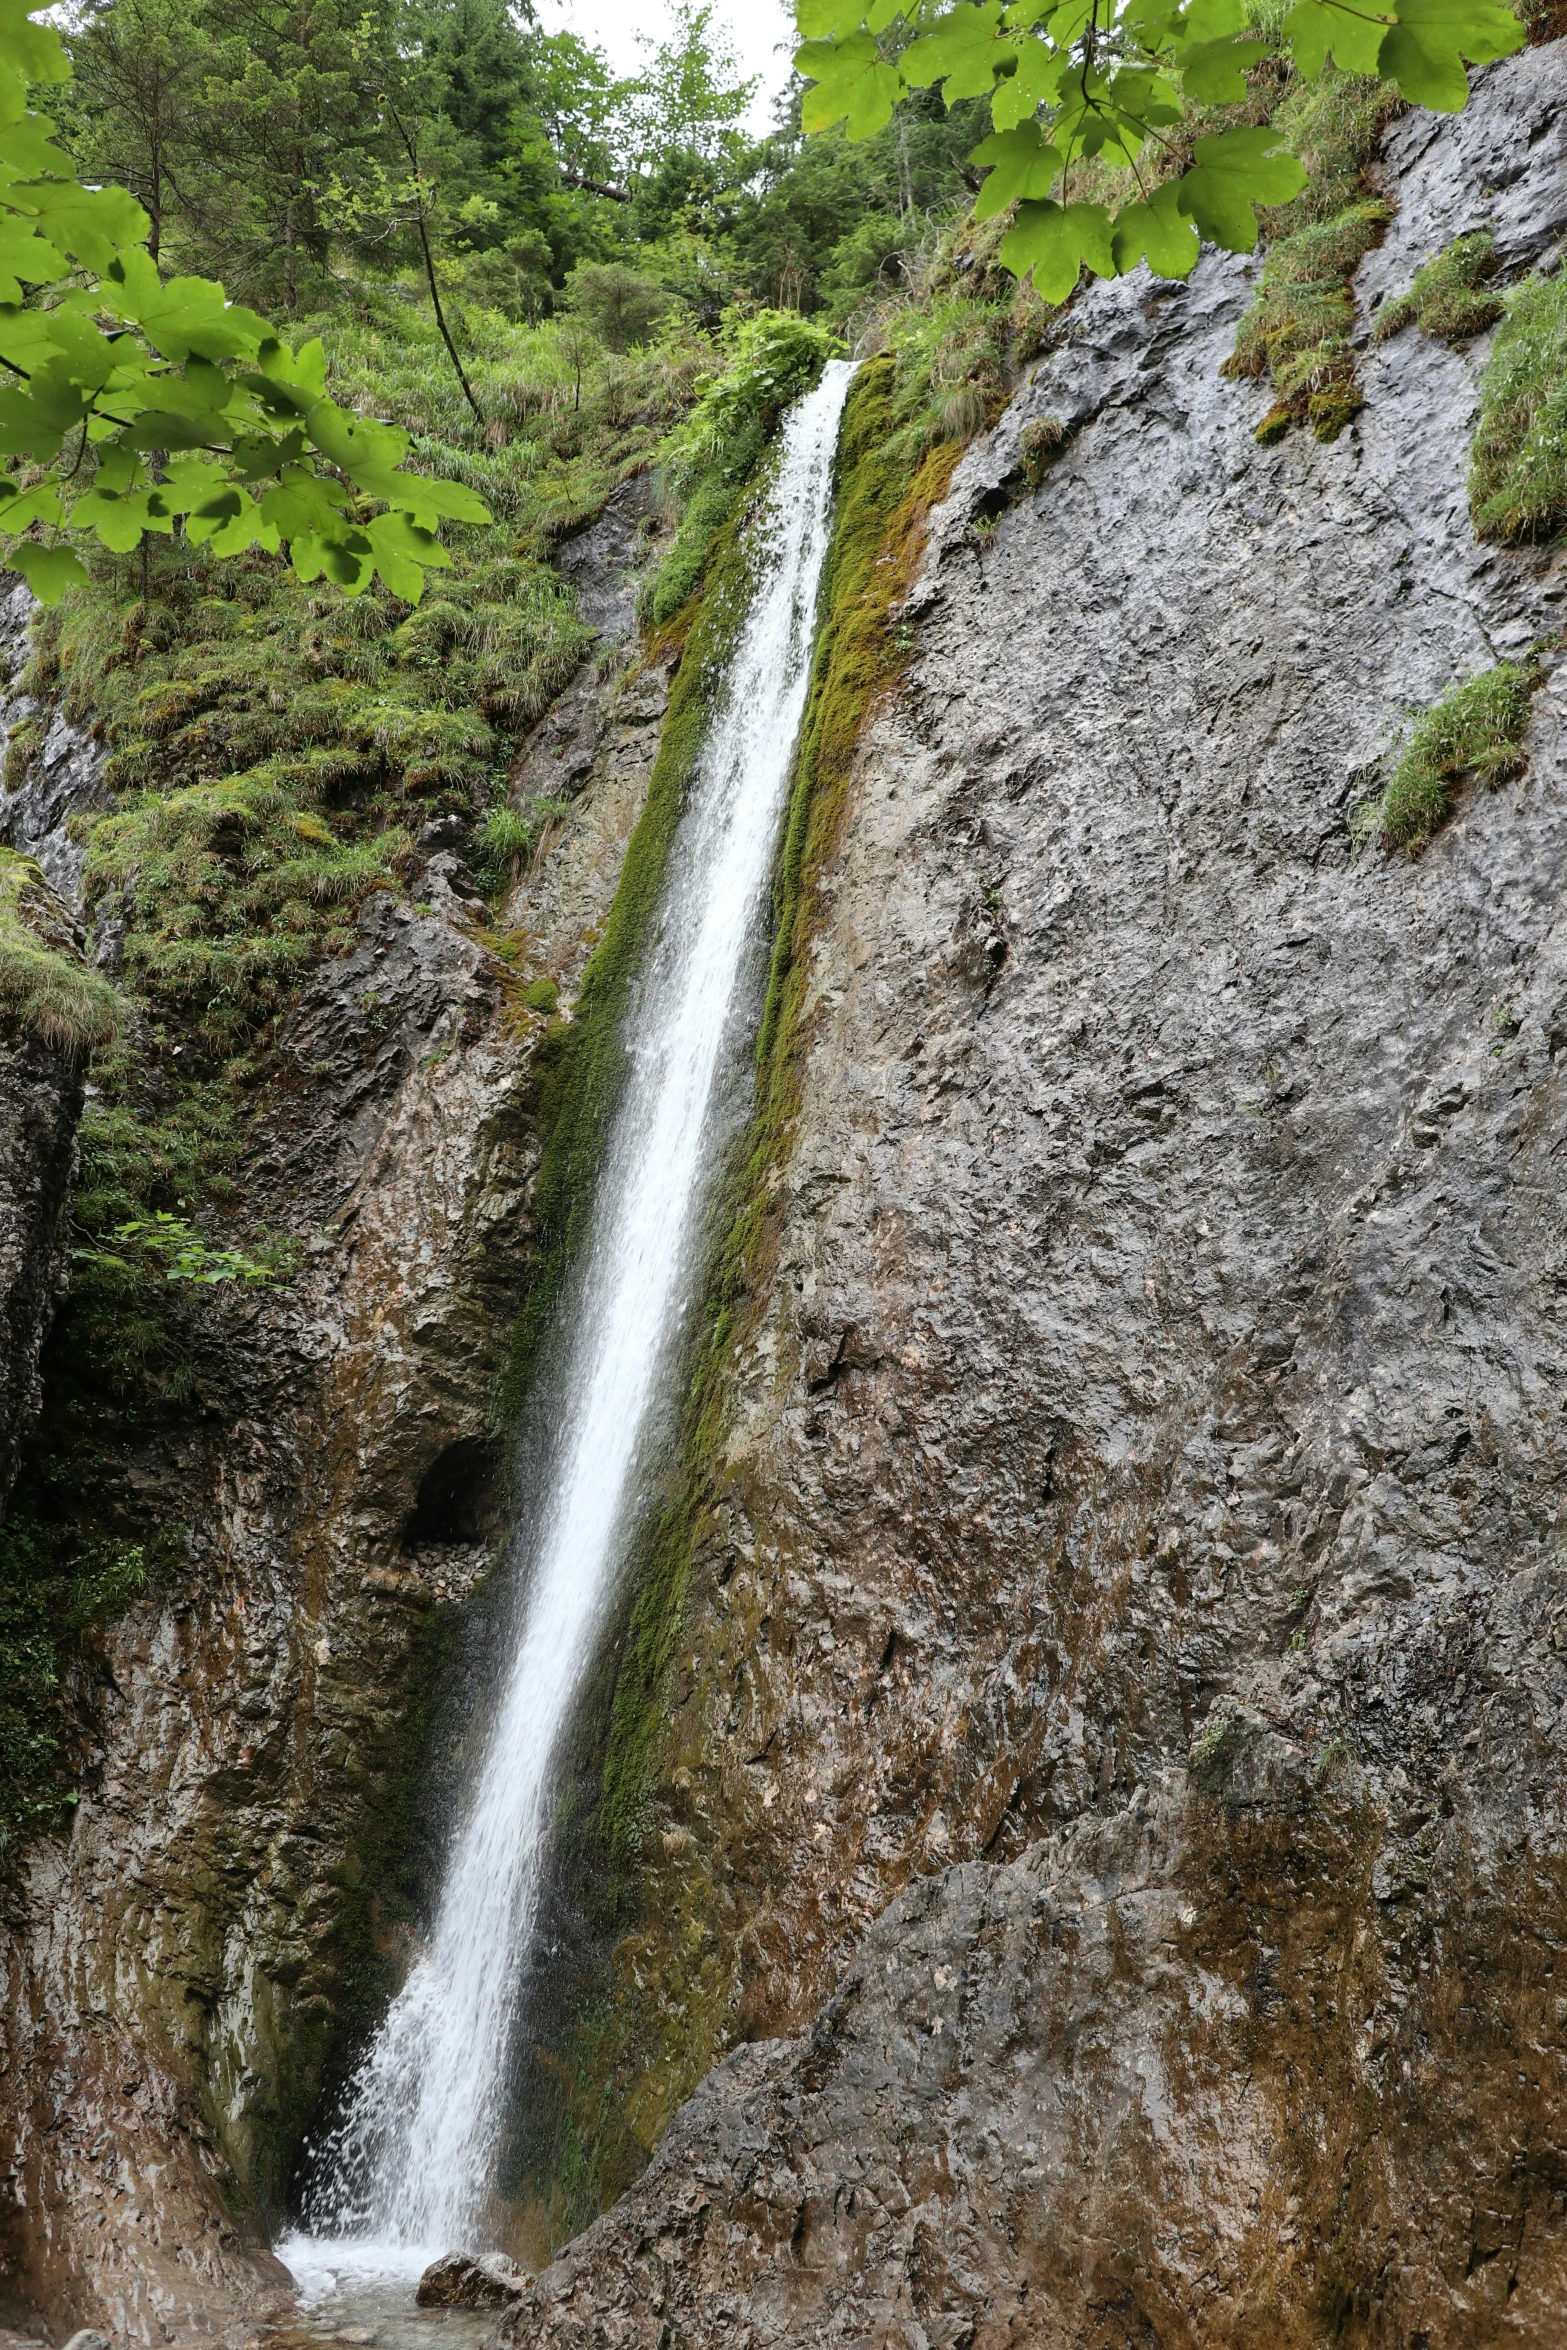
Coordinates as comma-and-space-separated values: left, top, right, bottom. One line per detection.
1359, 660, 1541, 853
85, 778, 411, 1056
1471, 272, 1567, 545
1224, 200, 1391, 443
1373, 229, 1504, 347
0, 847, 118, 1058
503, 361, 965, 2243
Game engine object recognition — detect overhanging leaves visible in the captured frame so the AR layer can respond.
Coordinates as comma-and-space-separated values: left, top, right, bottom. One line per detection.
0, 2, 488, 603
791, 0, 1510, 292
1178, 128, 1308, 251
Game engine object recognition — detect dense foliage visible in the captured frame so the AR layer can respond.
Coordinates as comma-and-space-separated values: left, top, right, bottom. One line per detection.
790, 0, 1520, 297
0, 0, 492, 601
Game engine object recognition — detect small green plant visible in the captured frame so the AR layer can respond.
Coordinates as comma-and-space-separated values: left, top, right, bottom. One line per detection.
0, 847, 119, 1059
1358, 660, 1540, 852
471, 799, 571, 899
1374, 229, 1504, 346
1225, 201, 1390, 443
1471, 272, 1567, 544
81, 1211, 286, 1287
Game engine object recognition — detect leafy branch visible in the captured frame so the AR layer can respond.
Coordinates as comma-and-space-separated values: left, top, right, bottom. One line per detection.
78, 1209, 288, 1287
0, 0, 490, 603
792, 0, 1523, 299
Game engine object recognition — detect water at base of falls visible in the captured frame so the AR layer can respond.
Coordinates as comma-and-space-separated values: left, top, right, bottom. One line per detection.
282, 356, 857, 2289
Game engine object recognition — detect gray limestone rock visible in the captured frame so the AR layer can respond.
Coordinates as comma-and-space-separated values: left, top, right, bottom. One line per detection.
417, 2251, 531, 2309
497, 40, 1567, 2350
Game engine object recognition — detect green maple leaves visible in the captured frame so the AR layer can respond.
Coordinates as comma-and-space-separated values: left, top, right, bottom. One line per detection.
0, 0, 488, 603
793, 0, 1524, 297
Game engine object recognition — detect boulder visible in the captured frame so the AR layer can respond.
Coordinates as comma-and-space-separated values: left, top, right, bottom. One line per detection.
416, 2251, 531, 2309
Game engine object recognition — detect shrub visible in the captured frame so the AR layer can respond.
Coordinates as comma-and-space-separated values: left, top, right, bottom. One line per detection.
660, 310, 840, 500
1374, 230, 1504, 346
1363, 661, 1539, 851
1470, 273, 1567, 544
563, 263, 669, 354
646, 311, 840, 624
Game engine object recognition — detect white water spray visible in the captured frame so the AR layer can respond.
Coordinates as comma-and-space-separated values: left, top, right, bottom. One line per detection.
288, 358, 856, 2266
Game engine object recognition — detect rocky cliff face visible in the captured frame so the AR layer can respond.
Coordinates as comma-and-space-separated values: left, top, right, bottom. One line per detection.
0, 500, 668, 2338
497, 44, 1567, 2348
6, 43, 1567, 2348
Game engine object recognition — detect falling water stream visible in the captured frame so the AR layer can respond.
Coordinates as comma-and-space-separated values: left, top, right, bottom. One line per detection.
278, 357, 857, 2303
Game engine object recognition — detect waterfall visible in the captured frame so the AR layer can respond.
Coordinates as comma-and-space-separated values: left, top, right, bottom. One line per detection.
287, 357, 856, 2269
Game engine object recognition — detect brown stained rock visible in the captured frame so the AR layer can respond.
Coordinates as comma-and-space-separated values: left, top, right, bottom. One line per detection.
525, 40, 1567, 2346
501, 1755, 1567, 2346
417, 2251, 530, 2308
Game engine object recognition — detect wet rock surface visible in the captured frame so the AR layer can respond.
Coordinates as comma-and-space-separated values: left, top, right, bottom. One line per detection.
417, 2253, 530, 2309
527, 44, 1567, 2346
0, 497, 671, 2332
510, 475, 668, 812
0, 579, 112, 908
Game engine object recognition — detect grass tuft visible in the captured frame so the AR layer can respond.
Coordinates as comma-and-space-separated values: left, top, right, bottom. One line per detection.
1224, 201, 1391, 443
1470, 273, 1567, 545
1360, 661, 1541, 852
0, 848, 118, 1059
472, 799, 571, 902
1374, 230, 1504, 347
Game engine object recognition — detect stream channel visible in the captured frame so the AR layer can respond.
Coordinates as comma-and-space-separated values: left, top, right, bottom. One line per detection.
269, 356, 859, 2321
